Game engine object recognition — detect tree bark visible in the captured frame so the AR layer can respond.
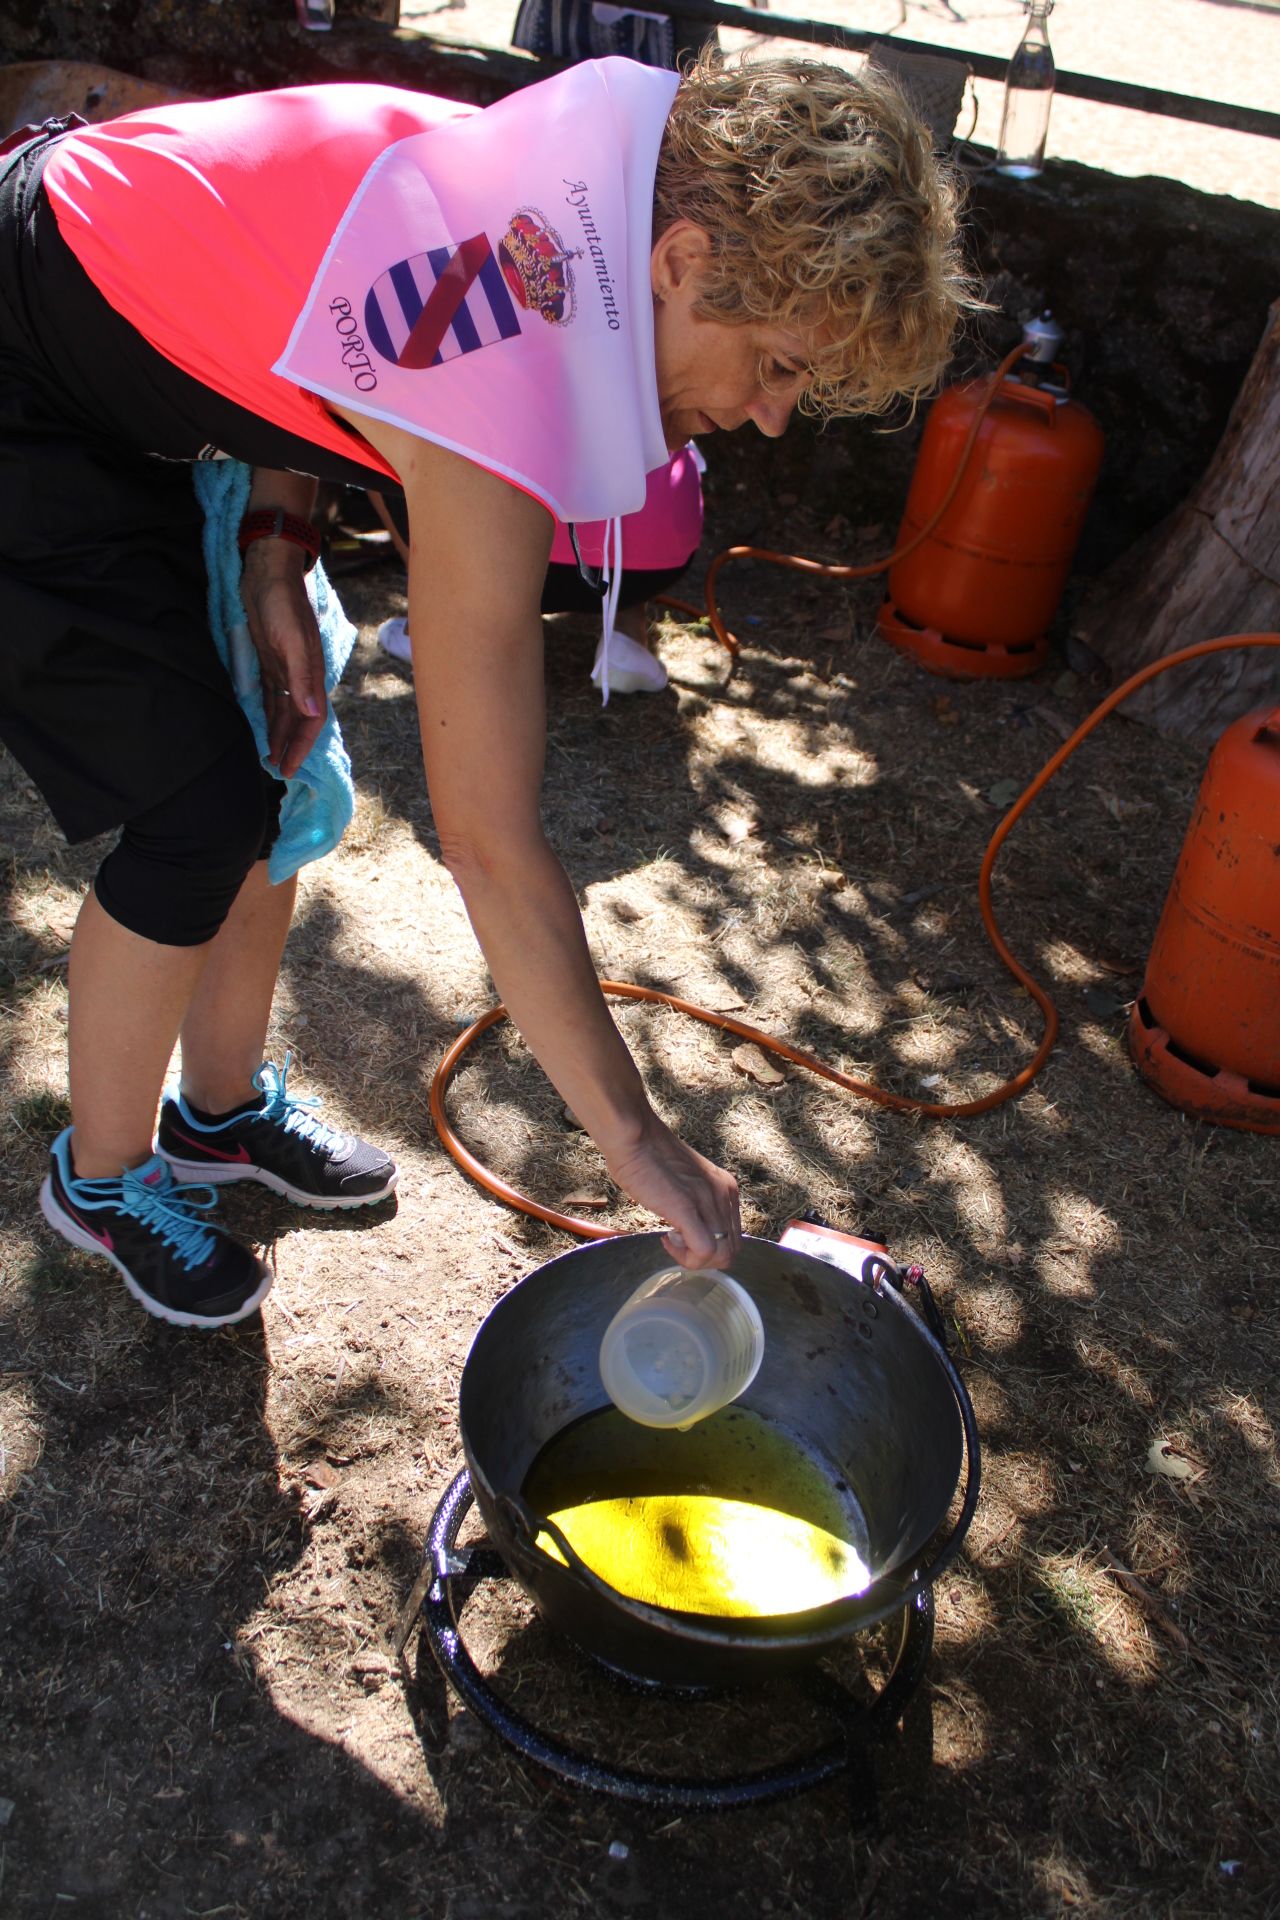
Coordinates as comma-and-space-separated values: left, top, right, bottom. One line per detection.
1072, 298, 1280, 747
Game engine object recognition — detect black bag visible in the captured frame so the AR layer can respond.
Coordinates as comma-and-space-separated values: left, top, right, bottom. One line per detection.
511, 0, 677, 69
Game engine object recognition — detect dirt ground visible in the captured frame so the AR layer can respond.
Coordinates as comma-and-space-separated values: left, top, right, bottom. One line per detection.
3, 4, 1280, 1900
2, 391, 1279, 1916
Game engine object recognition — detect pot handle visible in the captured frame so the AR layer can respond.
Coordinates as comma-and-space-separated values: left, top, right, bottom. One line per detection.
861, 1252, 949, 1349
497, 1490, 626, 1607
900, 1333, 981, 1603
855, 1252, 982, 1610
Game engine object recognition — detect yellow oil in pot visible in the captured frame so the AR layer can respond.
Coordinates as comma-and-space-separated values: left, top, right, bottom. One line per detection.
523, 1405, 873, 1619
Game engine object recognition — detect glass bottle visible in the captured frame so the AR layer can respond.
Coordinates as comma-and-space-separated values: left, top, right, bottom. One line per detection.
996, 0, 1056, 179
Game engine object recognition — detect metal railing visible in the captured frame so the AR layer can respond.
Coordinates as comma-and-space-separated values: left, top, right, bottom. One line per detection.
588, 0, 1280, 140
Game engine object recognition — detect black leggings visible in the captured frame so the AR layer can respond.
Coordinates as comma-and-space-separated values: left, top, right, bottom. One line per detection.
541, 558, 690, 615
94, 738, 286, 948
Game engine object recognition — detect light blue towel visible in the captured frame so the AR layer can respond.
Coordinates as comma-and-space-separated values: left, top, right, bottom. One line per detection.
194, 459, 358, 884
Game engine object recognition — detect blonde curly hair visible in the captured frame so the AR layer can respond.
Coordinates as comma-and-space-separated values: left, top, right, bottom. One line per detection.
653, 50, 978, 420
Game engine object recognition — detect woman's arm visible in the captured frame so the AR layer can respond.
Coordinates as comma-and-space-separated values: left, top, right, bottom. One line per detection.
331, 407, 741, 1268
241, 469, 324, 779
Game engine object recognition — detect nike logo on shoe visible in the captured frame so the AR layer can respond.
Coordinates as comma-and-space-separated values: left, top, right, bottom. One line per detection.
65, 1200, 114, 1251
170, 1126, 254, 1164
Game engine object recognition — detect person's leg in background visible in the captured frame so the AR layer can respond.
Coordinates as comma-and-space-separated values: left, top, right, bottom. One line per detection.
368, 524, 682, 688
543, 444, 704, 694
538, 556, 685, 695
367, 442, 703, 694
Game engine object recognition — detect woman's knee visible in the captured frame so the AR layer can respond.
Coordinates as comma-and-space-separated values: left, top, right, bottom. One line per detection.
93, 740, 284, 947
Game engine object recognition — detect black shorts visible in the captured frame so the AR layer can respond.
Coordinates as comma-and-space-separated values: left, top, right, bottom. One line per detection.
0, 126, 394, 844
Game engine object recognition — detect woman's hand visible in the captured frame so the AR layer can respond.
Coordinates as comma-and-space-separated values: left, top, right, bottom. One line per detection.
603, 1114, 743, 1271
241, 471, 324, 780
240, 534, 327, 780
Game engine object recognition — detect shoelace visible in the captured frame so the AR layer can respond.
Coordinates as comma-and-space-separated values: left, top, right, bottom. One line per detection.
253, 1053, 347, 1151
69, 1163, 220, 1270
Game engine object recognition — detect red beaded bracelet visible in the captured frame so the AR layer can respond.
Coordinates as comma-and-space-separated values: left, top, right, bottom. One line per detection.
237, 507, 322, 572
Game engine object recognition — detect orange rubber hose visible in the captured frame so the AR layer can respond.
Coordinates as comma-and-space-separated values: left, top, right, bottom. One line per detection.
430, 633, 1280, 1237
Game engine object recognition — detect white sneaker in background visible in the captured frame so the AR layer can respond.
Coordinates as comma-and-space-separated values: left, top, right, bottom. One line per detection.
377, 616, 413, 665
591, 629, 668, 696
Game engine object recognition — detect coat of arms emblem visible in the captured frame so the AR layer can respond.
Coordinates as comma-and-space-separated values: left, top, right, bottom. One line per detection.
364, 209, 581, 372
498, 209, 581, 326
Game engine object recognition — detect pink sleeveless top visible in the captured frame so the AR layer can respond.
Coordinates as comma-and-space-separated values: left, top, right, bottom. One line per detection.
45, 87, 477, 483
44, 65, 676, 524
44, 85, 473, 483
549, 444, 702, 570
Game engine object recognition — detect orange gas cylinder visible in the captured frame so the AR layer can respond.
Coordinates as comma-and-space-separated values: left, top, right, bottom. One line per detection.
1128, 706, 1280, 1133
878, 368, 1104, 679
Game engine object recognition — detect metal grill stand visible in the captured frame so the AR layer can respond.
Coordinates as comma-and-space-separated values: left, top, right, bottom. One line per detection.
399, 1469, 936, 1811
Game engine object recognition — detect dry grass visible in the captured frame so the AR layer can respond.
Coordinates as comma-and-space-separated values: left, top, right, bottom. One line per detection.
1, 443, 1278, 1917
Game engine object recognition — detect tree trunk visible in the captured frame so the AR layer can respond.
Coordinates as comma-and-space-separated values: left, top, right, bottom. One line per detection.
1072, 298, 1280, 747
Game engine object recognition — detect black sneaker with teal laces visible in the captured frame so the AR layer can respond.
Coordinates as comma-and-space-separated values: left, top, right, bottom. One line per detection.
156, 1054, 398, 1210
40, 1127, 272, 1328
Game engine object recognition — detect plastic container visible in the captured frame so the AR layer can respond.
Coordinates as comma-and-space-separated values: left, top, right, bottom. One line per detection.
598, 1268, 766, 1431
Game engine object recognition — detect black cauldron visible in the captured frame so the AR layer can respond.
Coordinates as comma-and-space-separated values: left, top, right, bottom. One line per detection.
459, 1232, 979, 1690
